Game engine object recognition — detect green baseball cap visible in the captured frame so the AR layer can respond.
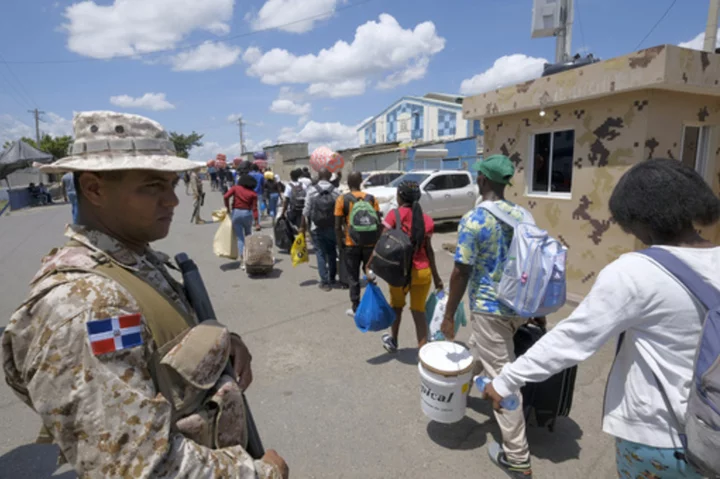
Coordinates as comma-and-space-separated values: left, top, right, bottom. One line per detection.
472, 154, 515, 185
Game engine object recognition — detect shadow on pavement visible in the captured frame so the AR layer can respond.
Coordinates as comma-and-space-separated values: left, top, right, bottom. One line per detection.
220, 261, 241, 271
526, 416, 583, 463
0, 326, 4, 336
248, 268, 283, 280
0, 443, 76, 478
466, 394, 584, 464
299, 279, 319, 287
434, 222, 459, 234
426, 415, 493, 450
366, 347, 417, 366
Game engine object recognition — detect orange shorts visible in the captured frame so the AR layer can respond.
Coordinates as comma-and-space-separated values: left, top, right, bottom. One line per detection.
389, 268, 432, 312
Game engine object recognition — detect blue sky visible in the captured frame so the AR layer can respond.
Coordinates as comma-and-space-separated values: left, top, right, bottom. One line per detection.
0, 0, 715, 159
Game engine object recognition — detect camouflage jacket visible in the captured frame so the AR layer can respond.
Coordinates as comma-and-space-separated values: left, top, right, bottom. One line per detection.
1, 225, 280, 478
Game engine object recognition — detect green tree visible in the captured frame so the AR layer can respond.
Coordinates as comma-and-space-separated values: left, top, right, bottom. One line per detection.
169, 131, 204, 158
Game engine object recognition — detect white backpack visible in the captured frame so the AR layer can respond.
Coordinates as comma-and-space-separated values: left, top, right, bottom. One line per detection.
479, 201, 567, 317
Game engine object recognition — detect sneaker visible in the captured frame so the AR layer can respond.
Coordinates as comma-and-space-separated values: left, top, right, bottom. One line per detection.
345, 308, 355, 318
381, 334, 398, 353
487, 442, 532, 478
319, 283, 332, 292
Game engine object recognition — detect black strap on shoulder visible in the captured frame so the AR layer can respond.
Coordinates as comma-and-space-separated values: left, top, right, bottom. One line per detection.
393, 208, 402, 230
343, 193, 357, 217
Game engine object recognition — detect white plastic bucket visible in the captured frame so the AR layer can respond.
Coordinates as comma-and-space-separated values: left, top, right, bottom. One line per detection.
418, 341, 474, 424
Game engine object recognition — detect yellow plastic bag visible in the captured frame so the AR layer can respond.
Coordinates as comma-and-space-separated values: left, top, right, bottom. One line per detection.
213, 214, 238, 260
291, 233, 309, 267
211, 209, 227, 223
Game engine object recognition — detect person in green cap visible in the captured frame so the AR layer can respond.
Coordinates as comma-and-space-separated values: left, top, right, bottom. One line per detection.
440, 154, 537, 479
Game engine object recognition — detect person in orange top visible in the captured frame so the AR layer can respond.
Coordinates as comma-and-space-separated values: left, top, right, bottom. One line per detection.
335, 171, 382, 314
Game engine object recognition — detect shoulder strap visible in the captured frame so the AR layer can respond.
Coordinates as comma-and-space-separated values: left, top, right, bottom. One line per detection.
479, 201, 520, 228
640, 248, 720, 311
344, 193, 357, 217
365, 194, 374, 204
393, 208, 402, 231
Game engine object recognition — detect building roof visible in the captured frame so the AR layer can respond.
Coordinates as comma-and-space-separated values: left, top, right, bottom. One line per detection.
357, 95, 464, 131
463, 45, 720, 120
423, 92, 465, 104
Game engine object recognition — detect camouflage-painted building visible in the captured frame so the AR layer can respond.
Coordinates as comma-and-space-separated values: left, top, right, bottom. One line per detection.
463, 45, 720, 300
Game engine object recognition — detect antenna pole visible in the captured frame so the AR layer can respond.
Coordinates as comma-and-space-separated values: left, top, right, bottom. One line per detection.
704, 0, 720, 52
555, 0, 573, 62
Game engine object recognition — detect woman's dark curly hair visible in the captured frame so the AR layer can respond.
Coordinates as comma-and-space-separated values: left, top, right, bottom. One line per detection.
609, 158, 720, 244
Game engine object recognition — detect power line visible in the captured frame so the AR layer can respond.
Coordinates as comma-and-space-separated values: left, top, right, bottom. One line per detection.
634, 0, 678, 51
0, 51, 38, 107
0, 68, 34, 110
574, 0, 588, 52
3, 0, 379, 65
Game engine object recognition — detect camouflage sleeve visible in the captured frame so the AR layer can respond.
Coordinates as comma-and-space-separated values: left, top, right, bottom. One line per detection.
20, 274, 281, 479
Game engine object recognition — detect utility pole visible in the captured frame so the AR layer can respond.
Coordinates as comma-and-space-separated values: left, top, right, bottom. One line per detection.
237, 117, 246, 154
28, 108, 45, 146
704, 0, 720, 52
555, 0, 574, 63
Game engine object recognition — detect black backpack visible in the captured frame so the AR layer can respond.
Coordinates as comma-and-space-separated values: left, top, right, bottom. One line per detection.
370, 209, 415, 287
289, 184, 306, 214
310, 186, 336, 228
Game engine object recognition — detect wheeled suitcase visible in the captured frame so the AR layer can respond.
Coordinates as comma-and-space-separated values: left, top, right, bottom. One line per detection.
513, 323, 577, 432
244, 235, 274, 275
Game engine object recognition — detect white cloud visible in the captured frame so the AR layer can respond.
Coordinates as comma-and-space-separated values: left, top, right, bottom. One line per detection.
306, 79, 366, 98
62, 0, 234, 59
227, 113, 243, 122
251, 0, 337, 34
189, 137, 273, 161
459, 54, 548, 95
679, 29, 720, 51
110, 93, 176, 111
278, 120, 359, 151
171, 41, 242, 71
377, 57, 430, 90
270, 99, 311, 116
0, 112, 73, 145
244, 14, 445, 95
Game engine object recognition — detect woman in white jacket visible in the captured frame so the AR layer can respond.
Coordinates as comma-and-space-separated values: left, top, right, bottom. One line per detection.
484, 159, 720, 478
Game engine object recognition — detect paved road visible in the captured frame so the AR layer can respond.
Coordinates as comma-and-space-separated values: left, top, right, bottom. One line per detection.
0, 185, 616, 478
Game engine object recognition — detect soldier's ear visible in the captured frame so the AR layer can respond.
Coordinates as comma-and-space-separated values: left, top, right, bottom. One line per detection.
77, 172, 105, 207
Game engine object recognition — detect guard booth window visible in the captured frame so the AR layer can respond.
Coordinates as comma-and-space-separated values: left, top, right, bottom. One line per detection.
530, 129, 575, 194
681, 125, 711, 180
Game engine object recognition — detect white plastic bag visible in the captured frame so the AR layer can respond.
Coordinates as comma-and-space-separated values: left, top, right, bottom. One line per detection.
213, 214, 238, 260
428, 290, 448, 341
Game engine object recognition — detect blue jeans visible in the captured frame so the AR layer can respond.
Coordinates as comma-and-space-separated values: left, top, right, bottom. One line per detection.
231, 209, 254, 258
67, 193, 78, 224
268, 193, 279, 219
312, 228, 337, 285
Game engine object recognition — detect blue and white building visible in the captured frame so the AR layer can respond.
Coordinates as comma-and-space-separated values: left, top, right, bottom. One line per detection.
357, 93, 483, 147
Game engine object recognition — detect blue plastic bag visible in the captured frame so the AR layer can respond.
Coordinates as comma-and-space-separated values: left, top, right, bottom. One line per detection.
354, 283, 395, 332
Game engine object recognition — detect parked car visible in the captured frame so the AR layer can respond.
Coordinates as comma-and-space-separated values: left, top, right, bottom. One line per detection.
338, 170, 403, 194
365, 170, 479, 222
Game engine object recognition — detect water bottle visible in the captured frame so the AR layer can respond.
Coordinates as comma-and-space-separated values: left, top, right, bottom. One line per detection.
473, 375, 519, 411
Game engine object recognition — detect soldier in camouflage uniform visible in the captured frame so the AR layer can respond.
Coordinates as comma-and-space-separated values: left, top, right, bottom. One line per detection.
1, 111, 288, 478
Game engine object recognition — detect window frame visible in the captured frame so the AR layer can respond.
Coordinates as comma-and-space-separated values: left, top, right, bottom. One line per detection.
424, 173, 453, 191
680, 124, 713, 181
526, 127, 575, 200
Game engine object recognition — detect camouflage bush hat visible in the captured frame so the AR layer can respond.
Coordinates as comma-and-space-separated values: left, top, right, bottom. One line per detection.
39, 111, 199, 174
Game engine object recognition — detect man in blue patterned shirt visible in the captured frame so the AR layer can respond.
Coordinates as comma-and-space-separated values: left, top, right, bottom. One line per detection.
442, 155, 535, 479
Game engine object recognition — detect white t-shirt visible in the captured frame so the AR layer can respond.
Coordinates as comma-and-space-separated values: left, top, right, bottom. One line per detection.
298, 177, 312, 189
492, 246, 720, 448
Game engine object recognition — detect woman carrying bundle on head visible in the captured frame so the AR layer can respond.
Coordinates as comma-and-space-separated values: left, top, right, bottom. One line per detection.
369, 181, 443, 353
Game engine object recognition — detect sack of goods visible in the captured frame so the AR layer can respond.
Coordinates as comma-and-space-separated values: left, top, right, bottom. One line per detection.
370, 209, 414, 287
513, 323, 576, 432
345, 194, 380, 246
425, 290, 467, 341
418, 341, 474, 424
291, 233, 309, 267
244, 235, 274, 275
479, 201, 567, 317
213, 214, 238, 260
310, 186, 336, 228
354, 283, 395, 332
273, 217, 295, 251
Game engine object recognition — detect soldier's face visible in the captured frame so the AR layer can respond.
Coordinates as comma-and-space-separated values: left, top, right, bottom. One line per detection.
83, 170, 180, 243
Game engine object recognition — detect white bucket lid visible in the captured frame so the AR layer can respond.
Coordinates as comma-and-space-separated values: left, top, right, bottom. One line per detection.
419, 341, 474, 377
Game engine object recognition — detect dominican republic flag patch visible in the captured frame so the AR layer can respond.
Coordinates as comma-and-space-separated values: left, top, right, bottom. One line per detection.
86, 314, 143, 356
